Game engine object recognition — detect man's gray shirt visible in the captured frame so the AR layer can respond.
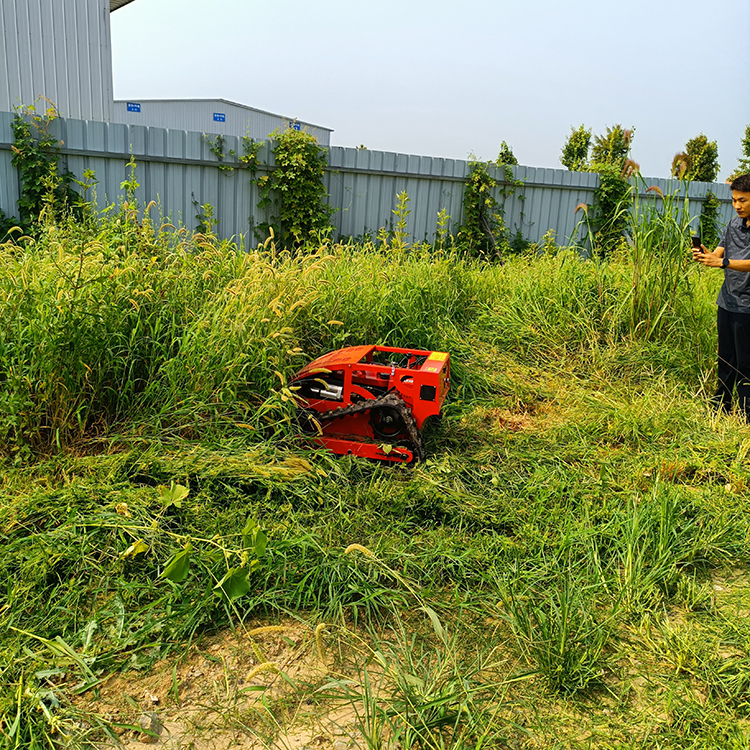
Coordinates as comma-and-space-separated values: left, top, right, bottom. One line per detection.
717, 215, 750, 312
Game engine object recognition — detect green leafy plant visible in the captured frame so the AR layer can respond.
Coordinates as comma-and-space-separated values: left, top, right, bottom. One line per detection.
255, 127, 334, 248
729, 124, 750, 181
700, 190, 722, 248
161, 489, 268, 602
496, 140, 518, 166
193, 197, 220, 235
239, 135, 262, 173
458, 161, 506, 261
590, 124, 635, 170
4, 103, 82, 236
560, 124, 591, 171
563, 125, 635, 254
590, 162, 633, 254
674, 134, 720, 183
434, 207, 451, 252
202, 133, 235, 173
120, 153, 140, 207
390, 190, 411, 252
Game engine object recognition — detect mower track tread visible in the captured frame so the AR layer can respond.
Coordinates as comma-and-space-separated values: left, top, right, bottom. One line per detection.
307, 391, 425, 462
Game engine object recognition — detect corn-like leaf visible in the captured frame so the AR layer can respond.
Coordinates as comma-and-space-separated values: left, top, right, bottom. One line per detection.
242, 518, 267, 558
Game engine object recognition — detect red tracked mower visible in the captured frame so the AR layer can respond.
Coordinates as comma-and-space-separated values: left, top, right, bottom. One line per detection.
291, 345, 450, 464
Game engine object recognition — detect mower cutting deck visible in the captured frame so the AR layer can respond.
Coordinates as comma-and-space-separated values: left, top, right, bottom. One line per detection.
291, 345, 450, 463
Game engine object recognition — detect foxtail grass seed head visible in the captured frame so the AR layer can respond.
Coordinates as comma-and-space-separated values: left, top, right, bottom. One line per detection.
345, 543, 375, 557
314, 622, 327, 665
244, 662, 279, 682
248, 625, 287, 636
646, 185, 665, 199
621, 159, 640, 179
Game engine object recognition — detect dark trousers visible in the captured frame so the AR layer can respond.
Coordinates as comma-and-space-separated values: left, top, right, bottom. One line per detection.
715, 306, 750, 419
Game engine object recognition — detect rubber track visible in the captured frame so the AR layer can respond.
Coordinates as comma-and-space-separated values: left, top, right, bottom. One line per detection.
308, 391, 425, 462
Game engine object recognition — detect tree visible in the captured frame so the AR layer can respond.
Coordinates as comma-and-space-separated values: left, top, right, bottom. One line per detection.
590, 125, 634, 170
681, 134, 719, 183
729, 125, 750, 181
560, 125, 591, 171
496, 141, 518, 166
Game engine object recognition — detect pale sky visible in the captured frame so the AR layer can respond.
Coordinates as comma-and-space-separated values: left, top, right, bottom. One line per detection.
110, 0, 750, 181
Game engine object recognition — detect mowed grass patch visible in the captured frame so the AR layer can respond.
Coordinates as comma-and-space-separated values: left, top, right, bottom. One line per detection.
4, 378, 750, 747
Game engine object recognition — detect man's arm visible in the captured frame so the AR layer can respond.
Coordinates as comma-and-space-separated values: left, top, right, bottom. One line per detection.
693, 245, 750, 272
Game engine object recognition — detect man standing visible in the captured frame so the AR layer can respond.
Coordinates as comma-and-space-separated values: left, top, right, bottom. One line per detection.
693, 174, 750, 419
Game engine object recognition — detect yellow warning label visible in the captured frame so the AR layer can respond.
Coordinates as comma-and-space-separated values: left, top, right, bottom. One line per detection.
427, 352, 448, 362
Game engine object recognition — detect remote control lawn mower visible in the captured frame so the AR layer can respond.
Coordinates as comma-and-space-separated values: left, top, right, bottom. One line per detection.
291, 345, 450, 464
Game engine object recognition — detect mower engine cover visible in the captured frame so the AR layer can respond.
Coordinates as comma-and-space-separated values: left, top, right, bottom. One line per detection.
291, 345, 450, 463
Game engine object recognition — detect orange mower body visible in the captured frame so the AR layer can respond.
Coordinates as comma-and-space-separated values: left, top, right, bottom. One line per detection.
291, 345, 450, 464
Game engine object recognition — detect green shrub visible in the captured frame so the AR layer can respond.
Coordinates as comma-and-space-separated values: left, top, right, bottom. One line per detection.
590, 162, 633, 254
560, 124, 591, 171
256, 128, 334, 248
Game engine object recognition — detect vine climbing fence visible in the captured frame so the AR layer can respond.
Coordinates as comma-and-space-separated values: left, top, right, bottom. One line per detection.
0, 111, 736, 246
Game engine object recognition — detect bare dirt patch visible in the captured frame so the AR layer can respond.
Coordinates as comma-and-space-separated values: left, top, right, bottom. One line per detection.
77, 619, 365, 749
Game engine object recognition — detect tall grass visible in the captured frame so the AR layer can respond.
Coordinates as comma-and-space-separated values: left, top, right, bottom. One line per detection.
0, 220, 709, 456
626, 180, 702, 342
0, 198, 718, 453
0, 219, 493, 451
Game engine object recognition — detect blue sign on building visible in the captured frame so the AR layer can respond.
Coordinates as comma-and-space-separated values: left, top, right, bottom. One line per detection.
127, 102, 141, 113
288, 120, 301, 131
213, 113, 226, 122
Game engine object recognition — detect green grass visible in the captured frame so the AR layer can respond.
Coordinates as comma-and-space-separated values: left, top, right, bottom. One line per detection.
3, 203, 750, 748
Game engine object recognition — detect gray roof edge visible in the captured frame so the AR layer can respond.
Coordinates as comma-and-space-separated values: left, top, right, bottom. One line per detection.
110, 0, 137, 11
112, 98, 334, 132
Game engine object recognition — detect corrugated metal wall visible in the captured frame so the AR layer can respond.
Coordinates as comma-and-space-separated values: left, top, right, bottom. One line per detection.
112, 99, 332, 147
325, 155, 734, 246
327, 147, 468, 241
0, 0, 113, 121
505, 167, 602, 244
0, 112, 736, 245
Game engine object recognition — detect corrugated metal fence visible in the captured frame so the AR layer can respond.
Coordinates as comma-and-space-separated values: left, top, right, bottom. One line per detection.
0, 111, 736, 246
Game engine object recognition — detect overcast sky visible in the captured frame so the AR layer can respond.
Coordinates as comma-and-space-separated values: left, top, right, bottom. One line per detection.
110, 0, 750, 181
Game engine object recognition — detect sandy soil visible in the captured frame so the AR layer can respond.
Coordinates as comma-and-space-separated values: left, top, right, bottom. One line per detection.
77, 619, 368, 749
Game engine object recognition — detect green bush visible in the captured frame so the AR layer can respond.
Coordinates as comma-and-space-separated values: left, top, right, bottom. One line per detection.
560, 124, 591, 171
256, 128, 334, 248
590, 162, 633, 254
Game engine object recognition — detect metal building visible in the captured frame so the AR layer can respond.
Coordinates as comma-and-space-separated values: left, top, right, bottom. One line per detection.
113, 98, 332, 146
0, 0, 137, 121
0, 0, 331, 143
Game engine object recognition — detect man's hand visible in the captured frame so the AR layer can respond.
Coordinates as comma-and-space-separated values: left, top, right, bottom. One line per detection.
693, 245, 724, 268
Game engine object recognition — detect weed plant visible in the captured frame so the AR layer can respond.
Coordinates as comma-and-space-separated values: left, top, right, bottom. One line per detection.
626, 180, 699, 343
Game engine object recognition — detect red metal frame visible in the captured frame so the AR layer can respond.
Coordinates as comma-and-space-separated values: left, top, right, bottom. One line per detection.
291, 345, 450, 462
